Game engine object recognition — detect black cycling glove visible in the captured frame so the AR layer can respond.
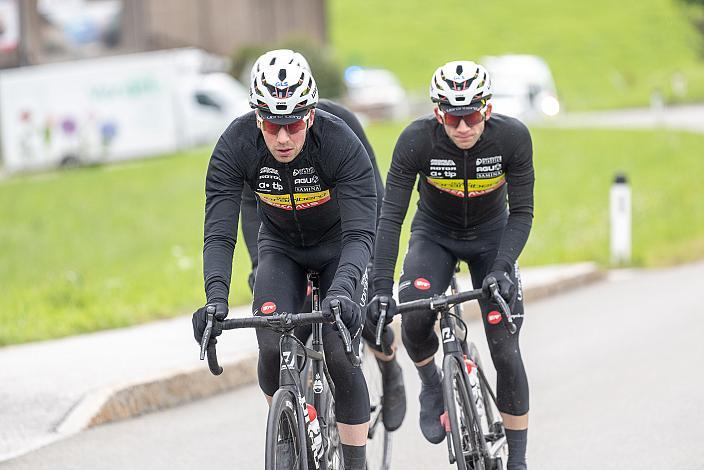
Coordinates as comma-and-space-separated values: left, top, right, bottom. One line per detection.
192, 301, 229, 344
321, 294, 362, 333
482, 270, 516, 306
366, 294, 397, 329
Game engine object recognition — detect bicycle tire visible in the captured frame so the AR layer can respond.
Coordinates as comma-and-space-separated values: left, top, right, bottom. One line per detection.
265, 388, 308, 470
466, 342, 507, 470
442, 355, 490, 470
360, 343, 392, 470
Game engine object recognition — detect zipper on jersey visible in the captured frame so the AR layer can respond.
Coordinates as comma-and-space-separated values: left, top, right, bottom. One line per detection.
463, 150, 469, 228
285, 168, 305, 245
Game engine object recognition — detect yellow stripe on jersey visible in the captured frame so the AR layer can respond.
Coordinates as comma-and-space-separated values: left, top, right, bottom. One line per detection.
257, 190, 331, 211
426, 174, 506, 198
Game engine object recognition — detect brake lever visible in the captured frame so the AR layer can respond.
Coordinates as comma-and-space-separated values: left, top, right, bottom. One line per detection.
488, 279, 517, 335
331, 300, 361, 367
375, 298, 388, 347
199, 306, 216, 360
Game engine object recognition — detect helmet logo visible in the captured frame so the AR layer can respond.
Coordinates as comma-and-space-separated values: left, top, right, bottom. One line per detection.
275, 81, 289, 87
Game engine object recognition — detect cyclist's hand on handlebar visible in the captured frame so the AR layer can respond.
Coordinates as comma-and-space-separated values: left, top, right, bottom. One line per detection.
322, 294, 361, 333
366, 294, 397, 328
482, 270, 516, 306
192, 301, 228, 344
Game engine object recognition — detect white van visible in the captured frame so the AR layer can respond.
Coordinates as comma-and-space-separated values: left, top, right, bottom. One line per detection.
480, 54, 560, 121
0, 48, 251, 173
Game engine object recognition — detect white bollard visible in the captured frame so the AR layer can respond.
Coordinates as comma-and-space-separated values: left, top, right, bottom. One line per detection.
610, 173, 631, 265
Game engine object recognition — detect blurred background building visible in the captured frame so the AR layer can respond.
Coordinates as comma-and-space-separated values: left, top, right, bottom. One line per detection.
0, 0, 327, 69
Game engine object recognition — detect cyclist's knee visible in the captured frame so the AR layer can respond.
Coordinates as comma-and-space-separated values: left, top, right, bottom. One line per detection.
401, 322, 438, 363
487, 336, 521, 372
255, 329, 280, 395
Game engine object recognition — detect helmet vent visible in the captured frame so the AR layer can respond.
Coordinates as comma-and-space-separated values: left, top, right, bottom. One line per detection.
456, 64, 463, 75
278, 69, 287, 82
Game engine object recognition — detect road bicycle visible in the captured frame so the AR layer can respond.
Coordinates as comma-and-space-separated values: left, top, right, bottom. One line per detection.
200, 271, 383, 469
373, 273, 515, 470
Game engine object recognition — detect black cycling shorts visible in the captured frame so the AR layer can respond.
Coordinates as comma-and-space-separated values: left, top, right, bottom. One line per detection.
399, 212, 529, 416
252, 228, 370, 425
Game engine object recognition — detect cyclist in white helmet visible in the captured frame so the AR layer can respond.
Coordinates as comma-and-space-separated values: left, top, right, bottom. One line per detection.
241, 49, 407, 432
366, 60, 534, 469
193, 53, 377, 469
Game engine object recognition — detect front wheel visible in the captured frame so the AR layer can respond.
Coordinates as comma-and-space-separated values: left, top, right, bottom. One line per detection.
442, 355, 490, 470
466, 343, 507, 469
265, 389, 308, 470
360, 343, 392, 470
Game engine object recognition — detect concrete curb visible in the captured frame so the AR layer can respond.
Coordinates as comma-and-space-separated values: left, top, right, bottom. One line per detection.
57, 353, 258, 434
56, 262, 604, 436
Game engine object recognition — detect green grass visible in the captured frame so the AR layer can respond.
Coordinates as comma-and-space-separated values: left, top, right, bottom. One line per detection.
0, 151, 255, 344
2, 126, 704, 344
329, 0, 704, 111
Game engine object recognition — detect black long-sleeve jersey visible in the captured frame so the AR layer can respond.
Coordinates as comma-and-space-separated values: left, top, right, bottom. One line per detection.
203, 109, 377, 304
373, 113, 535, 295
239, 99, 385, 270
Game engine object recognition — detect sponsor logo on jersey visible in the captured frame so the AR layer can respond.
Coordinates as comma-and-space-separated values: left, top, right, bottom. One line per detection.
296, 184, 323, 192
475, 155, 502, 165
487, 310, 502, 325
414, 277, 431, 290
256, 190, 331, 211
426, 174, 506, 198
261, 301, 277, 315
292, 167, 315, 176
295, 175, 319, 185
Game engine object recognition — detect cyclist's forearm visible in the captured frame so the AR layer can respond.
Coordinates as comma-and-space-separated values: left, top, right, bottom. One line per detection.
203, 140, 244, 303
203, 232, 236, 303
372, 219, 404, 295
372, 177, 414, 294
329, 229, 374, 298
239, 184, 260, 270
492, 185, 533, 271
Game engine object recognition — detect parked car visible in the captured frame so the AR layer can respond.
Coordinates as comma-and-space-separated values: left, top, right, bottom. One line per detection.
342, 66, 407, 121
480, 54, 560, 121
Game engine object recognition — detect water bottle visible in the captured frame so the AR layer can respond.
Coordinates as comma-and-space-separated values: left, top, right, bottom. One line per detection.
306, 403, 325, 466
465, 356, 489, 434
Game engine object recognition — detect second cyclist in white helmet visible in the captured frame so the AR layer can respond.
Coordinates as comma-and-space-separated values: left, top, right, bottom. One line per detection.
366, 59, 534, 470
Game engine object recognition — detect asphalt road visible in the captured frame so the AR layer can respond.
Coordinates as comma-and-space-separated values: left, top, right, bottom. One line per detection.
4, 262, 704, 470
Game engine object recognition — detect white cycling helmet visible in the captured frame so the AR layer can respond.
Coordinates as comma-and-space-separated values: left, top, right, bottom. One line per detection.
429, 61, 492, 110
250, 49, 311, 83
249, 59, 318, 121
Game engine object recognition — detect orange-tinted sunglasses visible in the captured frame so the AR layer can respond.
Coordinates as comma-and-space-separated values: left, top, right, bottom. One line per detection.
256, 110, 311, 135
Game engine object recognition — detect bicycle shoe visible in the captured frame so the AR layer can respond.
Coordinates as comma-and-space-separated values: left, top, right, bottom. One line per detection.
377, 356, 407, 431
418, 377, 445, 444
